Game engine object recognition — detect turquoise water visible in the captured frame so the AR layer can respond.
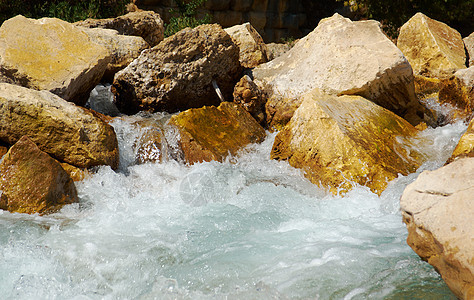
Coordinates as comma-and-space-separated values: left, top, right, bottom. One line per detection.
0, 113, 465, 299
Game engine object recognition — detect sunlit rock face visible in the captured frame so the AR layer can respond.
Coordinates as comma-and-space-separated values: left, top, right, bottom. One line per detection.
169, 102, 266, 164
252, 13, 426, 129
447, 117, 474, 164
0, 83, 119, 169
112, 24, 241, 114
0, 15, 111, 105
0, 136, 78, 215
271, 90, 424, 195
225, 22, 269, 68
400, 157, 474, 300
397, 12, 466, 79
465, 33, 474, 67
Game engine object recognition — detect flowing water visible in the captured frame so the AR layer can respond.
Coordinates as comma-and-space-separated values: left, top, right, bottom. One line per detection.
0, 94, 467, 299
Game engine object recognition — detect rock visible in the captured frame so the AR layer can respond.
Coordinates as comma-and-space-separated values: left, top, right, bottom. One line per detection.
0, 145, 7, 158
59, 162, 91, 182
271, 90, 423, 195
75, 10, 164, 47
252, 13, 426, 129
169, 101, 266, 164
233, 75, 266, 126
224, 22, 269, 68
0, 136, 78, 215
446, 118, 474, 164
265, 42, 291, 61
400, 158, 474, 299
86, 84, 121, 117
0, 15, 111, 106
112, 24, 242, 114
455, 66, 474, 87
397, 13, 466, 78
81, 27, 149, 81
463, 32, 474, 67
0, 83, 119, 169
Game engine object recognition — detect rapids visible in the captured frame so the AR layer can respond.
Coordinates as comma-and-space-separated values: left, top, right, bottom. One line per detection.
0, 93, 466, 299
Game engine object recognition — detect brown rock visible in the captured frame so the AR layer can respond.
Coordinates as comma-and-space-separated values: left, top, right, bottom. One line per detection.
400, 157, 474, 299
135, 126, 164, 164
112, 24, 242, 114
0, 136, 78, 215
224, 22, 269, 68
75, 10, 164, 47
397, 13, 466, 78
253, 13, 427, 129
0, 83, 119, 169
0, 15, 111, 106
233, 75, 266, 125
446, 118, 474, 164
271, 90, 424, 195
169, 101, 266, 164
0, 145, 7, 158
59, 162, 91, 182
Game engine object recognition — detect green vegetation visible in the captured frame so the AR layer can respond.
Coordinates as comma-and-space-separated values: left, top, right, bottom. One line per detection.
164, 0, 211, 37
338, 0, 474, 37
0, 0, 129, 25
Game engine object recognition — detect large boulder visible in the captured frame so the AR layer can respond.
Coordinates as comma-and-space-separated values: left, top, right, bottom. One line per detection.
224, 22, 269, 68
0, 83, 119, 169
271, 90, 424, 195
112, 24, 242, 114
0, 15, 111, 106
465, 32, 474, 67
0, 136, 78, 215
75, 10, 164, 47
81, 27, 149, 81
446, 117, 474, 164
169, 102, 266, 164
400, 157, 474, 299
397, 13, 466, 78
252, 13, 426, 129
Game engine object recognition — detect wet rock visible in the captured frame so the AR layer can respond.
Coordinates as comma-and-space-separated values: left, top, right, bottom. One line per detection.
397, 13, 466, 78
252, 13, 426, 129
224, 22, 268, 68
446, 118, 474, 164
0, 15, 111, 106
0, 136, 78, 215
0, 83, 119, 169
169, 102, 266, 164
271, 89, 423, 195
134, 124, 164, 164
112, 24, 241, 114
465, 32, 474, 67
233, 75, 266, 126
400, 157, 474, 299
59, 162, 91, 182
75, 10, 164, 47
81, 27, 149, 81
86, 84, 121, 117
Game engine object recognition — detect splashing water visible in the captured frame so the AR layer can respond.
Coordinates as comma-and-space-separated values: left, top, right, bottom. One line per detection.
0, 113, 467, 299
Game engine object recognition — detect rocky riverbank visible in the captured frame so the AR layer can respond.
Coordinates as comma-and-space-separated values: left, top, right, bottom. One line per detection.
0, 9, 472, 298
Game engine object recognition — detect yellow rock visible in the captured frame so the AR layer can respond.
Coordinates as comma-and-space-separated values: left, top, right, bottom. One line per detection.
0, 15, 111, 105
169, 102, 266, 164
271, 90, 424, 195
447, 118, 474, 164
397, 13, 466, 78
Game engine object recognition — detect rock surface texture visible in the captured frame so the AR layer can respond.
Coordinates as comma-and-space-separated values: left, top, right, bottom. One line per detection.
465, 33, 474, 67
271, 90, 423, 195
113, 24, 241, 114
400, 158, 474, 299
397, 13, 466, 78
447, 117, 474, 164
252, 13, 425, 129
0, 15, 111, 105
169, 102, 266, 164
81, 27, 149, 81
75, 10, 164, 47
224, 22, 269, 68
0, 83, 119, 169
0, 136, 78, 215
233, 75, 266, 126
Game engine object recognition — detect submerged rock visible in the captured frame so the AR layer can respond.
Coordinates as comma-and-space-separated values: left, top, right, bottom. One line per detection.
75, 10, 164, 47
400, 157, 474, 299
169, 102, 266, 164
0, 83, 119, 169
397, 13, 466, 78
0, 136, 78, 215
112, 24, 241, 114
252, 13, 426, 129
0, 15, 111, 106
224, 22, 269, 68
271, 90, 423, 195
